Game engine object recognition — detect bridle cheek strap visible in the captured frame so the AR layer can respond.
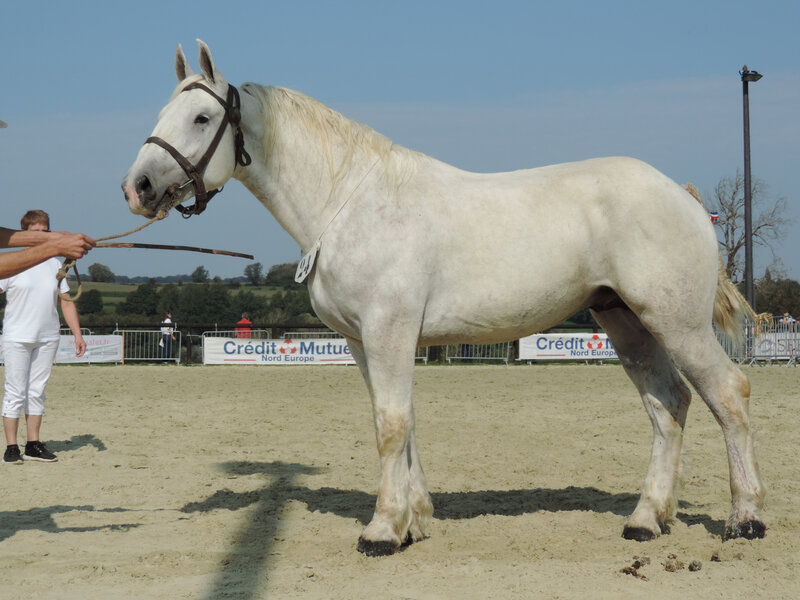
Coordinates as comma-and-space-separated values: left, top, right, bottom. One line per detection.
145, 82, 251, 218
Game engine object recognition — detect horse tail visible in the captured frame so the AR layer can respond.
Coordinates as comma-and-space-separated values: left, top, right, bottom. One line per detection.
683, 182, 758, 346
714, 256, 758, 346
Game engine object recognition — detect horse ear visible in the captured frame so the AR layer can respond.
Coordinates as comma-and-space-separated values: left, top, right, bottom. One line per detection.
175, 44, 194, 82
197, 39, 224, 85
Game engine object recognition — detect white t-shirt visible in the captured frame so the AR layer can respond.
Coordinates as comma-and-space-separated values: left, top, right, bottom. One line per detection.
0, 258, 69, 342
160, 317, 173, 336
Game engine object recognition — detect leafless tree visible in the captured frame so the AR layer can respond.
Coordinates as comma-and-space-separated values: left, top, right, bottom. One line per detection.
708, 170, 790, 281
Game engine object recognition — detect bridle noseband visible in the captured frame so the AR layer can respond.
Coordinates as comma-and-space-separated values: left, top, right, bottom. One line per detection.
145, 82, 252, 217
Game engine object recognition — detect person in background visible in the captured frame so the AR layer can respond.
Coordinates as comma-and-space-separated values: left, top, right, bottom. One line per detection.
779, 311, 796, 331
1, 210, 86, 464
235, 312, 252, 339
160, 311, 176, 358
0, 226, 94, 279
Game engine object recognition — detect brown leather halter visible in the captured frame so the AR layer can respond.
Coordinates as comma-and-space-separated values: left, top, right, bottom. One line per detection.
145, 82, 252, 217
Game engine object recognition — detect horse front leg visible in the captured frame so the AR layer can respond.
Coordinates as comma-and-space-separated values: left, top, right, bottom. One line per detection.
347, 335, 433, 556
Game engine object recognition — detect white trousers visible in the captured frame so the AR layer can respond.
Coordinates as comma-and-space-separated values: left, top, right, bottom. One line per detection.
2, 339, 59, 418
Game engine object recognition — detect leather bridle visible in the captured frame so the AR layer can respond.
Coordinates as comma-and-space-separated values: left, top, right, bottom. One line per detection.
145, 82, 252, 217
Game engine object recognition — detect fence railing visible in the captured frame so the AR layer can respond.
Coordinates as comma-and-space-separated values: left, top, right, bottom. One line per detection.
203, 329, 273, 340
444, 342, 511, 365
415, 346, 429, 363
60, 327, 93, 336
715, 315, 798, 366
113, 329, 182, 364
282, 329, 338, 339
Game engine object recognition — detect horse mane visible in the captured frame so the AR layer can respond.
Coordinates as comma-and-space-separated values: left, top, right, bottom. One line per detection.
241, 82, 421, 191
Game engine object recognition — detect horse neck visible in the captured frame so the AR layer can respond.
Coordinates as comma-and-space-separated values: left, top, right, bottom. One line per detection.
235, 85, 391, 252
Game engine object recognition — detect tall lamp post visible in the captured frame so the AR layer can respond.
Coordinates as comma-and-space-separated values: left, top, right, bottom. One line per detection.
740, 65, 762, 310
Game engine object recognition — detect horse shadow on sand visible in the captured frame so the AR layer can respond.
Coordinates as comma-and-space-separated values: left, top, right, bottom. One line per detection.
182, 460, 725, 600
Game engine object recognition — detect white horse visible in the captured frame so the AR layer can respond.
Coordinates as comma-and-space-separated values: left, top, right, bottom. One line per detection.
122, 40, 766, 556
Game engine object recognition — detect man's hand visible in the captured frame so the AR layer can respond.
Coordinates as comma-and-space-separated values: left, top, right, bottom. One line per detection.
47, 232, 96, 259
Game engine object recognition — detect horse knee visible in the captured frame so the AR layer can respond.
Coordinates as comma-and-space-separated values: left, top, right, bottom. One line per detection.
375, 410, 411, 456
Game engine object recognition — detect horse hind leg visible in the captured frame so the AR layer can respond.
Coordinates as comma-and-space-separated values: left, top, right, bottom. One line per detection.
592, 306, 692, 541
663, 327, 766, 540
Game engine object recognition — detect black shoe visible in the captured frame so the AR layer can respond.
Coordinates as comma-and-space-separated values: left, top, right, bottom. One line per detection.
23, 441, 58, 462
3, 444, 23, 464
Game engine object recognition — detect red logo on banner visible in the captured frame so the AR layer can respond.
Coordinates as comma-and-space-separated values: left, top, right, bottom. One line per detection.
280, 339, 298, 354
586, 334, 604, 350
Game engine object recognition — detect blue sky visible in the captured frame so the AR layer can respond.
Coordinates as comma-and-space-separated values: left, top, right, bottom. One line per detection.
1, 0, 798, 280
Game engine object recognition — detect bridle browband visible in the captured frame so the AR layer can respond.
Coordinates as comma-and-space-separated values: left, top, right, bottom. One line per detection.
145, 81, 252, 218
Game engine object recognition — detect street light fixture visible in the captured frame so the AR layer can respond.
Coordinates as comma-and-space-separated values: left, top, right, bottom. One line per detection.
740, 65, 762, 311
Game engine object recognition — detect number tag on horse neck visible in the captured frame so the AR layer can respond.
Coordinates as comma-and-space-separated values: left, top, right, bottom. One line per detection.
295, 242, 320, 283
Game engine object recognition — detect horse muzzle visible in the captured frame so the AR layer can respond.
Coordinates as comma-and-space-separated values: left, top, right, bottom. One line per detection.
122, 173, 191, 218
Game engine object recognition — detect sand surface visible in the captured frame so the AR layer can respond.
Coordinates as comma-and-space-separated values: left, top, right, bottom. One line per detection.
0, 363, 797, 599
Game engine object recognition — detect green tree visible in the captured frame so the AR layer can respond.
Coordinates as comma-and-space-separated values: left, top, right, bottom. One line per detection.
265, 262, 301, 288
244, 262, 264, 286
157, 284, 181, 318
117, 280, 160, 316
76, 288, 103, 314
231, 289, 268, 320
88, 263, 115, 283
266, 289, 316, 321
191, 265, 209, 283
567, 308, 597, 327
175, 283, 235, 322
756, 271, 800, 317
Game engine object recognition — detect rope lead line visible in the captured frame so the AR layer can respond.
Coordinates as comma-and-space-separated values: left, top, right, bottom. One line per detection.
56, 209, 252, 302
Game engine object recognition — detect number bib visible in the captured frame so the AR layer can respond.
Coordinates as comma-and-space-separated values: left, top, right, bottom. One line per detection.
295, 242, 320, 283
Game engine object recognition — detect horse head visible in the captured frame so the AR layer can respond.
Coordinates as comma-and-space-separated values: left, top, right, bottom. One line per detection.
122, 40, 250, 218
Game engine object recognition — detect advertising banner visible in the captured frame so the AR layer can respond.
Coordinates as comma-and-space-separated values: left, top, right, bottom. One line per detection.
203, 337, 356, 365
753, 331, 800, 359
0, 335, 124, 364
519, 333, 618, 361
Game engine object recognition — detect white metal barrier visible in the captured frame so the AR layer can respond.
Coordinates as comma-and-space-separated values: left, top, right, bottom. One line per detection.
203, 329, 272, 340
445, 342, 510, 364
113, 329, 182, 364
60, 327, 92, 336
283, 329, 337, 339
415, 346, 429, 363
715, 315, 798, 366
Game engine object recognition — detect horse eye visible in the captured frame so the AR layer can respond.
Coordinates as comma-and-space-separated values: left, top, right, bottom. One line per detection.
194, 114, 210, 125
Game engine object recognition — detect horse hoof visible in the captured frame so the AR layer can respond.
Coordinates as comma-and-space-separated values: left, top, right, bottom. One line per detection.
622, 526, 658, 542
724, 520, 766, 541
357, 537, 398, 557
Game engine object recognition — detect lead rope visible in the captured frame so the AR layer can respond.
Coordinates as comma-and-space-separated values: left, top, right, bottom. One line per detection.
57, 208, 172, 302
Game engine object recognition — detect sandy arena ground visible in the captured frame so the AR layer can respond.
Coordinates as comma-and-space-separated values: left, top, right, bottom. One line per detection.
0, 363, 797, 599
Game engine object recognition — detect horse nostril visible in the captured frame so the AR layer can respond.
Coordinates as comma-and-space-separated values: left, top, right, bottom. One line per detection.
136, 175, 153, 195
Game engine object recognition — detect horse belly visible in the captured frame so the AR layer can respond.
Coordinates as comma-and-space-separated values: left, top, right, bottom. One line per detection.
418, 226, 597, 344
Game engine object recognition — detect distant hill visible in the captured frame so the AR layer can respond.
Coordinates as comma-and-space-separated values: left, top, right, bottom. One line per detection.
113, 274, 249, 284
